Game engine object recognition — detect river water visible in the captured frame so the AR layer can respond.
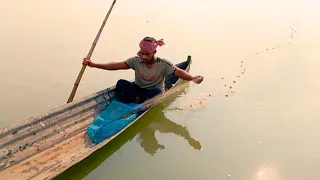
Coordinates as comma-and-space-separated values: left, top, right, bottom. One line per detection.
1, 0, 320, 179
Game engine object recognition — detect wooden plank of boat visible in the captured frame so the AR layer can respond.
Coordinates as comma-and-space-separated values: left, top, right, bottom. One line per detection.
0, 56, 192, 180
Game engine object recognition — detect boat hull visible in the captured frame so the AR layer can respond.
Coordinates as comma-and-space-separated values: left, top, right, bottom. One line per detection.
0, 56, 192, 180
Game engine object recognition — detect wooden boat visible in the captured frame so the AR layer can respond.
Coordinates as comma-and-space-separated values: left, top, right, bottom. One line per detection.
0, 56, 192, 180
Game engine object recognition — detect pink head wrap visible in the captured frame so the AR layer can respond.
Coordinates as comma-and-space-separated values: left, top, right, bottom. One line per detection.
138, 39, 165, 54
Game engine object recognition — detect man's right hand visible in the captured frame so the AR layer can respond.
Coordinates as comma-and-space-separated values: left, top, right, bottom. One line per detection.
82, 58, 95, 67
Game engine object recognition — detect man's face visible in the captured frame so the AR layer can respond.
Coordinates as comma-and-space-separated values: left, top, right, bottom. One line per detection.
139, 50, 156, 64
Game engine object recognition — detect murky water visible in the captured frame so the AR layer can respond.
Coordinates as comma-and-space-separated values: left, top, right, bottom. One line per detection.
1, 0, 320, 179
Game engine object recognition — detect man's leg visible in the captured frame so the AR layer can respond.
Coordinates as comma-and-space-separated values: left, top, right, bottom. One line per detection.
115, 79, 140, 103
147, 88, 163, 99
136, 88, 163, 103
115, 79, 163, 103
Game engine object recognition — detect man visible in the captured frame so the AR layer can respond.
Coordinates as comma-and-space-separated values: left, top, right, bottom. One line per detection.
83, 37, 204, 103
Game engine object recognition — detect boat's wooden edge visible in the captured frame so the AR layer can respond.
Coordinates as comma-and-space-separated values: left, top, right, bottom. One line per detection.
0, 86, 112, 136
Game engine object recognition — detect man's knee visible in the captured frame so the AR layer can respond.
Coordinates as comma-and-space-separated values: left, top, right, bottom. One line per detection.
154, 88, 163, 94
147, 88, 163, 98
116, 79, 130, 90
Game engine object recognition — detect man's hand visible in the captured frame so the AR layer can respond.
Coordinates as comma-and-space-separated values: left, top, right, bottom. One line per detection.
82, 58, 95, 67
192, 76, 204, 84
173, 67, 204, 84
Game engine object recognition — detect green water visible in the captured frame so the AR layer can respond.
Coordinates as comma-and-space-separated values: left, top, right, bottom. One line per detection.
1, 0, 320, 179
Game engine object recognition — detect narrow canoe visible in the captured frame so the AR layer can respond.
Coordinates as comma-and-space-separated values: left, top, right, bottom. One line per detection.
0, 56, 192, 180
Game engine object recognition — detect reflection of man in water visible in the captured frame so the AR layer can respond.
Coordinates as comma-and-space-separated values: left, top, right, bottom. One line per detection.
136, 104, 201, 155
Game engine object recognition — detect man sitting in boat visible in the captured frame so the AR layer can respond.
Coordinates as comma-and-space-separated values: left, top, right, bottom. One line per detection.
82, 37, 204, 103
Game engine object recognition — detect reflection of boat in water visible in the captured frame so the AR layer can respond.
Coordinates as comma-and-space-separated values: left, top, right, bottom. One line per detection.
54, 89, 202, 180
0, 56, 200, 180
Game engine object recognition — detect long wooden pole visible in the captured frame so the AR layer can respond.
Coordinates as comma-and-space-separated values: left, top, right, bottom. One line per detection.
67, 0, 117, 103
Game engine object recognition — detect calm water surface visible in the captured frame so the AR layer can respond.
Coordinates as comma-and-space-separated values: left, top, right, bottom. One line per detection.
1, 0, 320, 179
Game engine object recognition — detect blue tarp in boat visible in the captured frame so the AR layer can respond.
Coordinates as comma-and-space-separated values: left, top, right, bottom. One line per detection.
86, 100, 145, 144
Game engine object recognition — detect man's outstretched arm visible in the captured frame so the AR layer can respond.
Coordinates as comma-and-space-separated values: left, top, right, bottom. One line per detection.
173, 67, 204, 84
82, 58, 130, 70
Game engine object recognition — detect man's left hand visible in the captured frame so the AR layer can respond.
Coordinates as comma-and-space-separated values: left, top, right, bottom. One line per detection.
192, 76, 204, 84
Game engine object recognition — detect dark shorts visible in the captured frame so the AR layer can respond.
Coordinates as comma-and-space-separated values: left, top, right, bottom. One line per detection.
115, 79, 162, 103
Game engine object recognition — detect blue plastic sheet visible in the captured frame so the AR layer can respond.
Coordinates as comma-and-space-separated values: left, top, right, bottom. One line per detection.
87, 100, 144, 144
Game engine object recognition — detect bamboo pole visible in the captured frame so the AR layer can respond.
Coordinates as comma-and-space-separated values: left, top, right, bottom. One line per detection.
67, 0, 117, 103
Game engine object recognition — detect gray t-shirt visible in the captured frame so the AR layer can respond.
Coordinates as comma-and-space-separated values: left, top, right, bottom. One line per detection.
124, 56, 176, 90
